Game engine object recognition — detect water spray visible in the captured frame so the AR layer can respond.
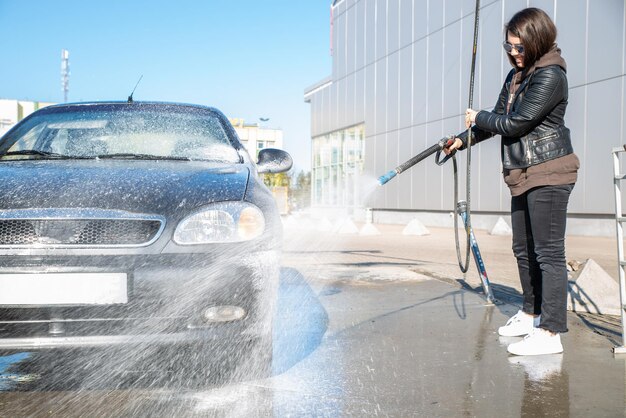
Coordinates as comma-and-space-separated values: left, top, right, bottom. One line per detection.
377, 0, 496, 305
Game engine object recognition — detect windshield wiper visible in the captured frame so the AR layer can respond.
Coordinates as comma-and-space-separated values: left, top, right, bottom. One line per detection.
0, 150, 82, 160
95, 153, 191, 161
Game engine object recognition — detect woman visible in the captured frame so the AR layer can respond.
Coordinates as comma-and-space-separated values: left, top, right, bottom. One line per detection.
444, 8, 579, 356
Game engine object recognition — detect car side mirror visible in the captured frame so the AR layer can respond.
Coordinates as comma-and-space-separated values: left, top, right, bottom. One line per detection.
256, 148, 293, 174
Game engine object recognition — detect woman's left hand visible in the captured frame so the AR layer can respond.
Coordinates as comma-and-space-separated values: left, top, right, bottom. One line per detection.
465, 108, 478, 128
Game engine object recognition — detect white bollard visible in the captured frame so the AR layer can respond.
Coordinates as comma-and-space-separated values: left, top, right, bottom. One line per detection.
402, 219, 430, 236
490, 217, 512, 236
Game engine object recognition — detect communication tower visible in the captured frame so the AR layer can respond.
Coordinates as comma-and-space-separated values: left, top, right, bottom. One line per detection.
61, 49, 70, 103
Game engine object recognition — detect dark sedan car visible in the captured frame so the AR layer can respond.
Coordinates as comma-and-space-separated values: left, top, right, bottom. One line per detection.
0, 101, 292, 385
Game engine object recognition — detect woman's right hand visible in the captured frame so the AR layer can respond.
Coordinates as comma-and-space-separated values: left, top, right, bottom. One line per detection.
443, 137, 463, 155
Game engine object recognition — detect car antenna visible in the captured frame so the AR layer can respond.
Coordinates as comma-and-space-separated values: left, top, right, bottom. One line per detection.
127, 75, 143, 103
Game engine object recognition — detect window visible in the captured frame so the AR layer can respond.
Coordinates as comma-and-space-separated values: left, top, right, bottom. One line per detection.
311, 124, 364, 207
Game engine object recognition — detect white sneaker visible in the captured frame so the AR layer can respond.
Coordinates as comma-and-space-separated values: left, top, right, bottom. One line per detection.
507, 328, 563, 356
498, 310, 540, 337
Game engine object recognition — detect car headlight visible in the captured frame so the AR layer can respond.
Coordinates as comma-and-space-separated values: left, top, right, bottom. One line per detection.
173, 202, 265, 244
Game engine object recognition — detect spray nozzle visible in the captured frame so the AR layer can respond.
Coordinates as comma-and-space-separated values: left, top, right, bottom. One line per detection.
378, 169, 398, 186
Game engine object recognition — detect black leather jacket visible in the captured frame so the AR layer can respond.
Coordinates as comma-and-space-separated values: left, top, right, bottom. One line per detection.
459, 64, 573, 169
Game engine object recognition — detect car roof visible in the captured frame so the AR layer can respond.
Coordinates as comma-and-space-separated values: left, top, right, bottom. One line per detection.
40, 101, 223, 114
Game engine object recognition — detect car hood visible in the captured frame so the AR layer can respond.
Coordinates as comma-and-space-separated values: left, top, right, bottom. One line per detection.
0, 160, 250, 214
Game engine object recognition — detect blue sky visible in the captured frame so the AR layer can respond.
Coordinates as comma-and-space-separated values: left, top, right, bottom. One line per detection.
0, 0, 332, 171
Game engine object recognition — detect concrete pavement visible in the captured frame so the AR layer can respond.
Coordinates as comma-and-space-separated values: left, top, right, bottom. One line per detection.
277, 217, 626, 415
282, 216, 624, 342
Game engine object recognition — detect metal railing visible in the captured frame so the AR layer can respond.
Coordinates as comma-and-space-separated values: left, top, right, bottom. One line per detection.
611, 146, 626, 354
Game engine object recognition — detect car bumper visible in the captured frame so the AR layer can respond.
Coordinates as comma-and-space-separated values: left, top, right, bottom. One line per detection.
0, 249, 280, 349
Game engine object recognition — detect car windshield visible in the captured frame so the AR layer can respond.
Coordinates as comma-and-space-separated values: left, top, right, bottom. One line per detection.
0, 105, 241, 162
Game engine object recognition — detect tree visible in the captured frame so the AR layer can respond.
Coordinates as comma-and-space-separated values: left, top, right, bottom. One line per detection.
262, 171, 291, 188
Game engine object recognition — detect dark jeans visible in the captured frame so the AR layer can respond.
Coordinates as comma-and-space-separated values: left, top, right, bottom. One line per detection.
511, 184, 574, 333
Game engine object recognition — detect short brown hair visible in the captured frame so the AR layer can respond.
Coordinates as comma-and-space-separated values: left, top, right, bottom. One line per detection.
505, 8, 557, 68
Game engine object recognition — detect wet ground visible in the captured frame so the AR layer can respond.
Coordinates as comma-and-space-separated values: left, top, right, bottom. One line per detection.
0, 223, 625, 416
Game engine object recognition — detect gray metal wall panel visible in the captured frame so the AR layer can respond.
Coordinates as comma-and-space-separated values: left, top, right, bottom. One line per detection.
399, 0, 413, 48
556, 0, 587, 88
462, 0, 478, 16
410, 124, 429, 208
565, 86, 586, 212
443, 21, 462, 119
308, 93, 315, 138
385, 130, 401, 207
478, 2, 506, 111
365, 65, 376, 135
311, 92, 319, 138
427, 30, 444, 121
387, 51, 400, 133
332, 10, 340, 78
375, 59, 387, 135
413, 0, 428, 40
376, 0, 388, 61
346, 71, 356, 125
622, 78, 626, 210
337, 78, 347, 129
365, 0, 376, 66
424, 120, 444, 209
388, 0, 400, 55
476, 138, 503, 212
355, 68, 366, 122
529, 0, 555, 18
459, 11, 476, 111
335, 0, 346, 15
503, 0, 530, 25
346, 5, 356, 76
321, 85, 331, 135
429, 0, 444, 32
356, 0, 366, 71
399, 46, 413, 129
312, 91, 320, 138
585, 78, 622, 213
412, 39, 428, 125
335, 12, 347, 80
397, 127, 413, 209
445, 0, 464, 26
587, 0, 624, 83
333, 81, 341, 131
441, 118, 458, 210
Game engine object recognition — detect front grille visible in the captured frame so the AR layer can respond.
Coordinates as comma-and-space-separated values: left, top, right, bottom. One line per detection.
0, 219, 162, 247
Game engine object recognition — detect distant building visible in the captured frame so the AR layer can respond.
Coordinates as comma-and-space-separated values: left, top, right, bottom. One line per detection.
229, 118, 284, 157
0, 99, 55, 136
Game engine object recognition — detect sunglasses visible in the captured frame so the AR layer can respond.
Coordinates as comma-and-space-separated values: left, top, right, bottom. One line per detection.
503, 41, 525, 55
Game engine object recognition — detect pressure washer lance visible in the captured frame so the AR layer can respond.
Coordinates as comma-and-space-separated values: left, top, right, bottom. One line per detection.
378, 137, 454, 186
377, 138, 498, 305
457, 200, 496, 304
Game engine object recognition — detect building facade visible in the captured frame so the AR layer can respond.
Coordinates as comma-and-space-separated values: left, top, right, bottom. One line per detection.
229, 118, 284, 158
0, 99, 55, 136
305, 0, 626, 235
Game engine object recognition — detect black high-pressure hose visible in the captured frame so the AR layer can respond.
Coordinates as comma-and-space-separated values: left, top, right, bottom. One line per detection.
378, 0, 481, 275
454, 0, 481, 273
